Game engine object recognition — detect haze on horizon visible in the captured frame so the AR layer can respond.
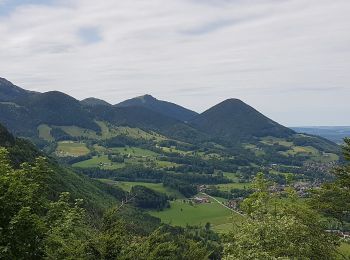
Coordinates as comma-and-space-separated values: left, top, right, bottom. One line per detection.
0, 0, 349, 126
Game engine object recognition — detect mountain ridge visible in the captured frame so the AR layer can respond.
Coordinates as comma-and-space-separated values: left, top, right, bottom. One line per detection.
116, 94, 198, 122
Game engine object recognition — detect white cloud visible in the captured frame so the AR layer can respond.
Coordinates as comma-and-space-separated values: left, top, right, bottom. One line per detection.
0, 0, 349, 125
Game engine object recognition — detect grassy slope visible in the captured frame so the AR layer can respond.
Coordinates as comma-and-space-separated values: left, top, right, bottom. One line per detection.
37, 124, 54, 141
73, 155, 125, 169
48, 165, 123, 215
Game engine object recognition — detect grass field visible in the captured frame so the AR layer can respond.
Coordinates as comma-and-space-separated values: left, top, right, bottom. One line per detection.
222, 172, 240, 181
99, 179, 185, 199
338, 243, 350, 259
56, 141, 90, 157
260, 137, 293, 147
59, 126, 99, 139
97, 121, 166, 141
149, 198, 244, 231
37, 124, 54, 141
111, 146, 158, 157
73, 155, 124, 169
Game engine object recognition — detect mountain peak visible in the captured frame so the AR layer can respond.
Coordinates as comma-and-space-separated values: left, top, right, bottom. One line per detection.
81, 97, 111, 107
116, 95, 198, 122
190, 98, 294, 140
137, 94, 157, 102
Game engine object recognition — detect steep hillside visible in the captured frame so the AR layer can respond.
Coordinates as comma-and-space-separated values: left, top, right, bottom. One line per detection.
0, 123, 122, 213
116, 94, 198, 122
0, 77, 36, 102
190, 98, 295, 140
89, 105, 205, 142
91, 105, 180, 129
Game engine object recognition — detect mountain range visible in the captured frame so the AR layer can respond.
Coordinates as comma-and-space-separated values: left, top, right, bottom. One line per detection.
0, 77, 295, 140
0, 77, 340, 169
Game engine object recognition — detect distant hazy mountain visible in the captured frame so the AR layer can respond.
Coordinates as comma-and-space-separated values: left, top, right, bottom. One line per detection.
292, 126, 350, 144
116, 94, 198, 122
190, 98, 295, 140
81, 97, 112, 107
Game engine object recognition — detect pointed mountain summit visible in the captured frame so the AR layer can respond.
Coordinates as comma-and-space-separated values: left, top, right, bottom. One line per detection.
190, 98, 295, 140
81, 97, 112, 107
116, 94, 198, 122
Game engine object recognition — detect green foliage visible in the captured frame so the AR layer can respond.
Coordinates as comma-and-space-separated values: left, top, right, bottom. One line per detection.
44, 193, 92, 259
129, 226, 211, 260
311, 137, 350, 224
224, 173, 339, 260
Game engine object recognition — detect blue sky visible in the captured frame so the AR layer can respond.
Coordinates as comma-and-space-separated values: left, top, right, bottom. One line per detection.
0, 0, 55, 15
0, 0, 349, 126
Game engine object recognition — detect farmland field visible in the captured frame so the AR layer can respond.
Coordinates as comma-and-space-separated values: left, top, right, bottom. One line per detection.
56, 141, 90, 157
59, 125, 99, 139
110, 146, 158, 157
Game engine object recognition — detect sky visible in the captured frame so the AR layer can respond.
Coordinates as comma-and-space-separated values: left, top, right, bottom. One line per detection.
0, 0, 349, 126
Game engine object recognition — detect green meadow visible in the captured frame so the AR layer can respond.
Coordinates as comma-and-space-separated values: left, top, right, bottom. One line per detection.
149, 198, 244, 231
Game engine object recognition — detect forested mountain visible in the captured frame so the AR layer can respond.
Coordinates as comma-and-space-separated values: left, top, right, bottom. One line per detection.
0, 77, 36, 102
81, 97, 112, 107
190, 98, 295, 140
116, 94, 198, 121
0, 90, 100, 136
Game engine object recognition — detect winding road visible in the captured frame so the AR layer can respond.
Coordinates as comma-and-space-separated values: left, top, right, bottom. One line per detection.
201, 192, 245, 217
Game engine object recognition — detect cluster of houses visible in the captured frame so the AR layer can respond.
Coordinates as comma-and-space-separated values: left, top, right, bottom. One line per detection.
267, 181, 320, 197
303, 161, 337, 174
99, 162, 113, 167
191, 196, 210, 204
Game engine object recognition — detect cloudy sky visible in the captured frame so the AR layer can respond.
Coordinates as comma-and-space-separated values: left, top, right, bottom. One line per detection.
0, 0, 349, 126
